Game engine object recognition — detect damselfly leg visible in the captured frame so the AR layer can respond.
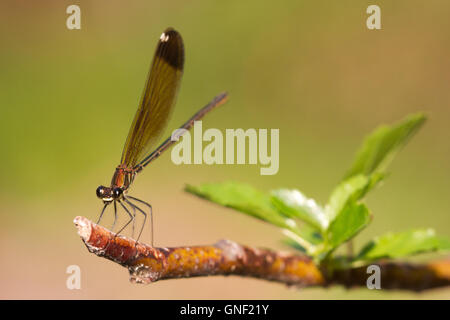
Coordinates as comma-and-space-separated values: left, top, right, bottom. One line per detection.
111, 201, 118, 231
95, 196, 151, 244
116, 200, 135, 236
125, 195, 153, 246
97, 203, 109, 225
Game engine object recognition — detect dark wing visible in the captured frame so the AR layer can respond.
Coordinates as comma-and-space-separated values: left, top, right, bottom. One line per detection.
120, 28, 184, 168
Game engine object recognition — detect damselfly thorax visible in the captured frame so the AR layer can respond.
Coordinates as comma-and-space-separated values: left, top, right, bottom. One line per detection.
96, 165, 135, 203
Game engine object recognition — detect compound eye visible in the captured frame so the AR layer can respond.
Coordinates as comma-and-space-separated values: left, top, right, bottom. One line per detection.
96, 186, 105, 198
113, 188, 123, 198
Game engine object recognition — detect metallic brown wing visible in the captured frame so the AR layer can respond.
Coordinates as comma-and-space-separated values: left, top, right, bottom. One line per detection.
120, 28, 184, 168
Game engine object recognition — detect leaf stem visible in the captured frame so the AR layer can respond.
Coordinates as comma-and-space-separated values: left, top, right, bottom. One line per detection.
282, 229, 316, 255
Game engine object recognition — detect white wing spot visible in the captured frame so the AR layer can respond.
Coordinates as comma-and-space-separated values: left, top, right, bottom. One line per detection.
160, 32, 169, 42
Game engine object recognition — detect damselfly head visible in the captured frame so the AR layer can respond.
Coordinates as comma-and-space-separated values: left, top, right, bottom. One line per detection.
96, 185, 123, 202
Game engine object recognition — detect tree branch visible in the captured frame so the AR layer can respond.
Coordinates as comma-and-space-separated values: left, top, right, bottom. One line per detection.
74, 216, 450, 291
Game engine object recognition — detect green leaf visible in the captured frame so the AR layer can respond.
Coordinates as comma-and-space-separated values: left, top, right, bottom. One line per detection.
356, 229, 450, 261
326, 173, 383, 224
292, 222, 323, 245
437, 236, 450, 251
185, 182, 303, 235
327, 202, 371, 249
282, 237, 307, 253
344, 113, 426, 180
282, 222, 324, 249
271, 189, 327, 231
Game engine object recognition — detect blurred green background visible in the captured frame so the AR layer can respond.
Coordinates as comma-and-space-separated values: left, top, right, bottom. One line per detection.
0, 0, 449, 299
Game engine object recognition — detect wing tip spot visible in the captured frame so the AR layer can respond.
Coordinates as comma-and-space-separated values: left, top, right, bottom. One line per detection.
160, 32, 169, 42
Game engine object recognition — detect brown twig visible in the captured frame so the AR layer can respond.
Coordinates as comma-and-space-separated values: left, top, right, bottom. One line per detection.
74, 216, 450, 291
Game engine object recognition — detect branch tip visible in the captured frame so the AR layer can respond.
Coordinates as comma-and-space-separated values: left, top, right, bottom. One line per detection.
73, 216, 92, 241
